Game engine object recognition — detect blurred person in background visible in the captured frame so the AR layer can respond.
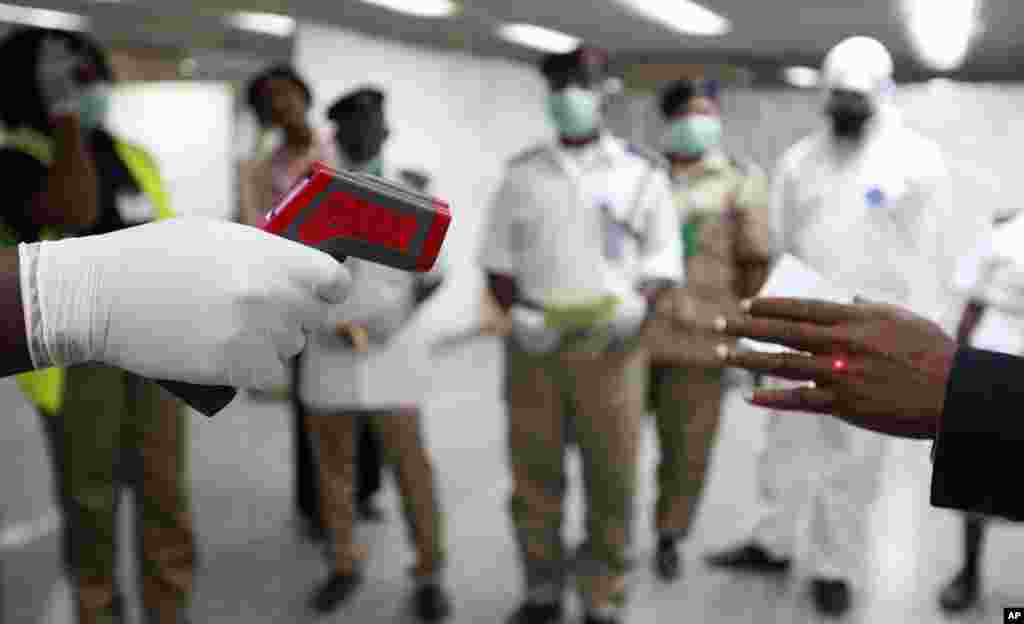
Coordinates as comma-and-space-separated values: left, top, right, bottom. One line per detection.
326, 87, 399, 524
243, 64, 333, 543
639, 78, 772, 582
479, 45, 683, 624
298, 87, 452, 622
936, 210, 1022, 612
704, 36, 974, 617
0, 27, 193, 624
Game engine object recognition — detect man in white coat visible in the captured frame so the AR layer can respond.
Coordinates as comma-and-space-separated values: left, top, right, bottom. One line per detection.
936, 210, 1023, 612
705, 36, 979, 617
299, 87, 451, 622
479, 46, 683, 624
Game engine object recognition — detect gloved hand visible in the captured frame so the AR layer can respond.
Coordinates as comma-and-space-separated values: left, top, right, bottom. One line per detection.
37, 36, 85, 118
509, 305, 561, 354
21, 218, 351, 389
605, 292, 648, 342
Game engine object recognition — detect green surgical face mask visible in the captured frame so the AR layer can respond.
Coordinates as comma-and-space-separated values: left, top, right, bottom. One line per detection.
547, 86, 602, 140
78, 83, 111, 131
663, 114, 722, 158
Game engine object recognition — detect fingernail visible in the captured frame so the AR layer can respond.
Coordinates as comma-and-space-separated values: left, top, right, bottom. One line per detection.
740, 299, 752, 312
713, 316, 727, 332
715, 344, 730, 360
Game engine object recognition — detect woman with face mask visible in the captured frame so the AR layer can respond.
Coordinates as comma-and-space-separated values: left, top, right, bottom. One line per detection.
241, 65, 342, 548
0, 27, 195, 624
640, 78, 773, 583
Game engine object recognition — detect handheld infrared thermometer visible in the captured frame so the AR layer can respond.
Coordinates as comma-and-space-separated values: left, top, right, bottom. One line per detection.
160, 161, 452, 417
263, 161, 450, 271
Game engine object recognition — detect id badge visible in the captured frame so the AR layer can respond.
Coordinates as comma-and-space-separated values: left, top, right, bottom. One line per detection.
601, 203, 628, 261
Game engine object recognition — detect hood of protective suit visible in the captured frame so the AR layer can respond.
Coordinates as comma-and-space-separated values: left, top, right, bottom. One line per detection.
822, 36, 894, 111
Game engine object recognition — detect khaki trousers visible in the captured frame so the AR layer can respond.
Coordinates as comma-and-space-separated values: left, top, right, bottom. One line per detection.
41, 364, 194, 624
307, 408, 445, 579
504, 340, 646, 612
648, 364, 723, 538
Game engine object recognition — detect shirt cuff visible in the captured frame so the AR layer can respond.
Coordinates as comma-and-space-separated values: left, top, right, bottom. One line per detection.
18, 242, 50, 369
477, 252, 517, 276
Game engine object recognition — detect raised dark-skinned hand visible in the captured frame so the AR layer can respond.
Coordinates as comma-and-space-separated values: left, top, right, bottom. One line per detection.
713, 296, 957, 440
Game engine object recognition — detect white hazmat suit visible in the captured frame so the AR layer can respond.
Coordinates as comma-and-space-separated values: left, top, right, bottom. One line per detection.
749, 37, 979, 584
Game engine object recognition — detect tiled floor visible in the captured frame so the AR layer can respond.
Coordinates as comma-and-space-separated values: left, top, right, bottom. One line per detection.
4, 337, 1024, 623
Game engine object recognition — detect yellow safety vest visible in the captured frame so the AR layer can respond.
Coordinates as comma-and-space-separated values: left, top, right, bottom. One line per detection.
2, 126, 175, 415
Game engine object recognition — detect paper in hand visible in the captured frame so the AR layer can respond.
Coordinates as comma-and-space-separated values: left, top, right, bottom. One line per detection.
741, 254, 854, 353
970, 308, 1024, 356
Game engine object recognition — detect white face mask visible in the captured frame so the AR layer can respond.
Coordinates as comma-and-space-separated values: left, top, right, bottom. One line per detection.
661, 114, 723, 157
546, 86, 603, 139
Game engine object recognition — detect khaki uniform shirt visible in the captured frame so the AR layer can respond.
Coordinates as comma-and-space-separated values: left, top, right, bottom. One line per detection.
645, 151, 773, 366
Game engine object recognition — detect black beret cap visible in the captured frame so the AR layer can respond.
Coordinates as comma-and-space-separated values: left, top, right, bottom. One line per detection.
327, 86, 385, 123
539, 45, 609, 84
659, 78, 720, 118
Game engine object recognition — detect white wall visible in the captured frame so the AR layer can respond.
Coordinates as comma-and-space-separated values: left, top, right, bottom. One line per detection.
107, 82, 235, 221
295, 23, 551, 332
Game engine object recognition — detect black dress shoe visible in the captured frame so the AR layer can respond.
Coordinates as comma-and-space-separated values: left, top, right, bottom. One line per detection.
654, 537, 682, 581
583, 616, 620, 624
811, 577, 851, 617
939, 568, 979, 613
413, 583, 452, 622
310, 571, 364, 613
506, 601, 563, 624
704, 541, 792, 574
357, 500, 387, 523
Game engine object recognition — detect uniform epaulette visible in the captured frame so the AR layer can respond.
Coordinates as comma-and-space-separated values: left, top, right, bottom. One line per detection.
508, 144, 547, 166
626, 142, 669, 170
728, 154, 752, 176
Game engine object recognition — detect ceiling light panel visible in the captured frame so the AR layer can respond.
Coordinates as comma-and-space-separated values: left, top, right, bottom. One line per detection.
226, 11, 296, 38
614, 0, 731, 37
903, 0, 981, 71
783, 66, 820, 88
358, 0, 458, 18
496, 22, 580, 54
0, 3, 89, 31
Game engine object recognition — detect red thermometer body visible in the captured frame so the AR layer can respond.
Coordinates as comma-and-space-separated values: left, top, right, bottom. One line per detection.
263, 161, 450, 272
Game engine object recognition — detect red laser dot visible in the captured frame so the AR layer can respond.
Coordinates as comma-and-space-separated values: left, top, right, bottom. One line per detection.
833, 358, 846, 371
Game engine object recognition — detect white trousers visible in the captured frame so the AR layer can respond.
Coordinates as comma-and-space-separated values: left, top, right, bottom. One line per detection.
751, 379, 886, 581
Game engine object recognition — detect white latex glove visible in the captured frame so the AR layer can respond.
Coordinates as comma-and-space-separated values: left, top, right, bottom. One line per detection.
509, 305, 561, 354
605, 292, 648, 341
20, 218, 351, 389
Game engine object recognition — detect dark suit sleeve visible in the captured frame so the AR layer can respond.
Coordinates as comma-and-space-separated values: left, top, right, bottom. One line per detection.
930, 347, 1024, 520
